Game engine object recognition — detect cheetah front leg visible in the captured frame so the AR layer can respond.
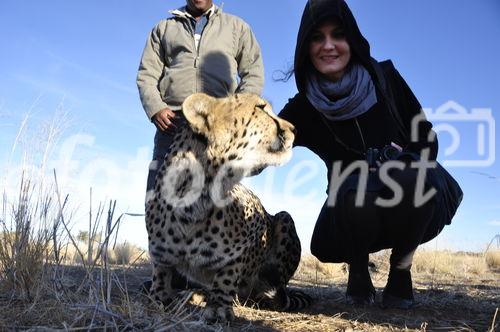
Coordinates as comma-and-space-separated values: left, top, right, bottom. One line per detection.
202, 263, 242, 323
271, 211, 301, 283
257, 211, 310, 311
150, 263, 176, 307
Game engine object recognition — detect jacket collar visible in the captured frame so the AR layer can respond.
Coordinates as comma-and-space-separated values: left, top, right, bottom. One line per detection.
169, 4, 220, 19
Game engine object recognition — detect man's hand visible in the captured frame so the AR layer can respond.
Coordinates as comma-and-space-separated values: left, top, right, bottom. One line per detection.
152, 108, 177, 131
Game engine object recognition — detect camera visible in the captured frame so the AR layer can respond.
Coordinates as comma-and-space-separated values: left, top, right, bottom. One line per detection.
365, 145, 401, 167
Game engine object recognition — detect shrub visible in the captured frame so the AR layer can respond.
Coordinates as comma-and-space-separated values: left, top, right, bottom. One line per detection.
485, 250, 500, 271
108, 242, 144, 265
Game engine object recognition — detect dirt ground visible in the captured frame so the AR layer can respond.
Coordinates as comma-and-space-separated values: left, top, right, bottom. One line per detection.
230, 274, 499, 331
116, 259, 499, 332
1, 255, 498, 331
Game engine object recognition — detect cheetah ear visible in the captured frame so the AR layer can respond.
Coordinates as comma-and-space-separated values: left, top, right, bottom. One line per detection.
182, 93, 216, 136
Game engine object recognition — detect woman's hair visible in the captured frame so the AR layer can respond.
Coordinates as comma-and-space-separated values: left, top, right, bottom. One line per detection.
273, 16, 347, 83
272, 66, 295, 83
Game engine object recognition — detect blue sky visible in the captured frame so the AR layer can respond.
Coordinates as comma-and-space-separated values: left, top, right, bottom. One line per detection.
1, 0, 499, 251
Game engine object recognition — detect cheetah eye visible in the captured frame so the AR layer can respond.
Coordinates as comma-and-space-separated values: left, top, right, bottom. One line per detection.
255, 103, 266, 111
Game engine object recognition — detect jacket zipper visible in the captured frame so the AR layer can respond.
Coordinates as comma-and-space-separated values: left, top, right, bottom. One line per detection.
189, 20, 199, 94
193, 28, 199, 68
193, 14, 216, 92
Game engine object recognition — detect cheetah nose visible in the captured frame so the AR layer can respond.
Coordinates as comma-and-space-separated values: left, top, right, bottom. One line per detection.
280, 120, 295, 135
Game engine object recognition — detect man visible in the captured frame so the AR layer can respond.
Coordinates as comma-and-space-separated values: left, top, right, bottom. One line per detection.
137, 0, 264, 292
137, 0, 264, 195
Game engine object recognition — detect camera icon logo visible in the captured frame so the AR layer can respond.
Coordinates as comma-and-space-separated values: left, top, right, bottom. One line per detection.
411, 100, 495, 167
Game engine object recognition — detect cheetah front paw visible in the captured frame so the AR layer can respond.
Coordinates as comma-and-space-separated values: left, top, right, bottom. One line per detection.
202, 304, 235, 324
153, 293, 175, 308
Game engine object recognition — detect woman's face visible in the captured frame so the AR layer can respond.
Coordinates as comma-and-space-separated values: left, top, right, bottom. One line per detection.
308, 21, 351, 81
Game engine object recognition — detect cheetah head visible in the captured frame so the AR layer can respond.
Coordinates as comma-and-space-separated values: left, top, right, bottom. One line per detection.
182, 93, 295, 177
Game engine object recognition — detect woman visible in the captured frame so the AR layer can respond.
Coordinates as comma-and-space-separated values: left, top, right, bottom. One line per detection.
279, 0, 458, 308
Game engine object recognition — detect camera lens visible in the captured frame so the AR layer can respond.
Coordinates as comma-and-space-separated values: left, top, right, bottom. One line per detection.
381, 145, 400, 161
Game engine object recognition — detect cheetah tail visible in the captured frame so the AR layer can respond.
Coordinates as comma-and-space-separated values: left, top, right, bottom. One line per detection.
269, 286, 312, 311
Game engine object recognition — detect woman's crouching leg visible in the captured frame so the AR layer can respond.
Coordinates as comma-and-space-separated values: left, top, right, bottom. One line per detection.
378, 167, 438, 308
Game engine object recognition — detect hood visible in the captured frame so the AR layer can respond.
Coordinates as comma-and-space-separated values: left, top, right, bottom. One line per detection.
294, 0, 375, 93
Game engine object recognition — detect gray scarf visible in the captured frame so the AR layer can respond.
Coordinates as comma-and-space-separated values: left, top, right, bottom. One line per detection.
306, 63, 377, 121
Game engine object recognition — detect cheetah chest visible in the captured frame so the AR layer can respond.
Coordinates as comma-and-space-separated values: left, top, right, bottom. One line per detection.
149, 208, 262, 270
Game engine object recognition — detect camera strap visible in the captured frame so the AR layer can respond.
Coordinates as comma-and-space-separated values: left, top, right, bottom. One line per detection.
370, 58, 411, 143
316, 110, 366, 158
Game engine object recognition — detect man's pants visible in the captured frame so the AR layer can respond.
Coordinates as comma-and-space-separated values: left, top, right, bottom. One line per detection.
146, 113, 187, 194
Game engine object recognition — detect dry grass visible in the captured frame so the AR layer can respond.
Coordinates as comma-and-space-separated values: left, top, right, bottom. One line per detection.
412, 249, 488, 276
294, 254, 347, 285
485, 250, 500, 271
295, 248, 499, 286
288, 253, 499, 332
0, 172, 199, 330
0, 175, 58, 301
108, 242, 148, 266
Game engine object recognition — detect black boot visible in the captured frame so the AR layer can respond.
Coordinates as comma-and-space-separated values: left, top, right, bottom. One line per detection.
345, 258, 375, 306
382, 268, 415, 309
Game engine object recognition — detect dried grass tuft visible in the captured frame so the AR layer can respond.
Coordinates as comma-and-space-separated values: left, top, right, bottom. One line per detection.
412, 249, 488, 277
485, 250, 500, 271
0, 175, 54, 301
108, 242, 147, 266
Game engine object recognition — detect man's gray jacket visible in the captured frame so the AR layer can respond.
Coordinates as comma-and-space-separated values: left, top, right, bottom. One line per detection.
137, 5, 264, 120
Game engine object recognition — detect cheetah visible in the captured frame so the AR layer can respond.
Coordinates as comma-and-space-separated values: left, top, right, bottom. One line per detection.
145, 93, 308, 323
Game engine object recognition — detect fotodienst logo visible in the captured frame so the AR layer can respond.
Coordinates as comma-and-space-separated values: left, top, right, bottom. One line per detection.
412, 101, 495, 167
